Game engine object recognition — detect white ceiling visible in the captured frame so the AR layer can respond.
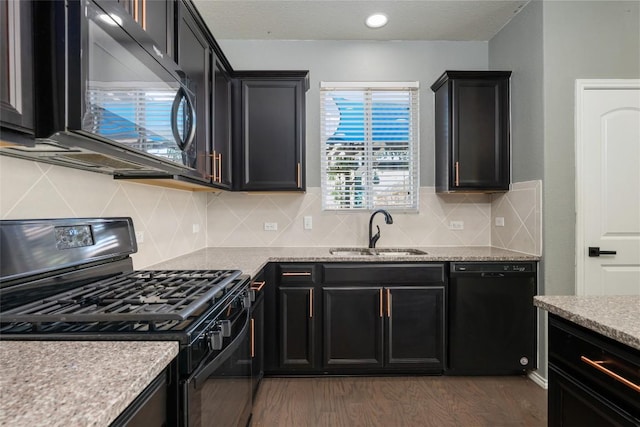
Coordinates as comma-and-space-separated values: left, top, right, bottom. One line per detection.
191, 0, 530, 41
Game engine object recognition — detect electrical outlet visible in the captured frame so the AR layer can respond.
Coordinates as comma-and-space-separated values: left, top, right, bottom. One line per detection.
303, 216, 313, 230
192, 224, 200, 233
495, 217, 505, 227
264, 222, 278, 231
448, 221, 464, 230
135, 231, 144, 243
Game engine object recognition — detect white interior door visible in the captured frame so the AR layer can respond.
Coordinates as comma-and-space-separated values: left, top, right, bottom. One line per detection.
576, 80, 640, 296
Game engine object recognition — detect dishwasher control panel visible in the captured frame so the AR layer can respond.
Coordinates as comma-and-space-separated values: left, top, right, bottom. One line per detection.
451, 262, 536, 273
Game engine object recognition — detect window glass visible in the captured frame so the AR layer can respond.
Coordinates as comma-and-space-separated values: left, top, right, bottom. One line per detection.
320, 83, 419, 211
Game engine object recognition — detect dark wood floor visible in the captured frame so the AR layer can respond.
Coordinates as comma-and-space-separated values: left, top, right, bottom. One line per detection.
252, 376, 547, 427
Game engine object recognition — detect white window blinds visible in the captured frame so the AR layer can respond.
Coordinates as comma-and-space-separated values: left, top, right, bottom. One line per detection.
320, 82, 420, 211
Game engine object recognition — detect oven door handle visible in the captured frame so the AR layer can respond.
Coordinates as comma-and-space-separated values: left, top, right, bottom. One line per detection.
189, 307, 250, 388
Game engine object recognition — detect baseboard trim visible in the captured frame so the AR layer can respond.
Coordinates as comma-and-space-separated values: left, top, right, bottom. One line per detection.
528, 370, 548, 389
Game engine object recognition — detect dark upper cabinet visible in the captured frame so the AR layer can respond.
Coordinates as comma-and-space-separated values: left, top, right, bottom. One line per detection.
117, 0, 173, 57
233, 72, 309, 191
431, 71, 511, 193
212, 60, 233, 189
0, 0, 34, 133
176, 0, 211, 182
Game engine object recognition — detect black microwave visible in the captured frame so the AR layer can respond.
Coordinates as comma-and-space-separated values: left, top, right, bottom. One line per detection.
12, 0, 209, 182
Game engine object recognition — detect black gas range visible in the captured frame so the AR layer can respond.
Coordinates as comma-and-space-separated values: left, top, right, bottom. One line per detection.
0, 217, 252, 426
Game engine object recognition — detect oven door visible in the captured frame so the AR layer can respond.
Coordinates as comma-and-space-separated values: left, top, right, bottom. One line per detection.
183, 305, 252, 427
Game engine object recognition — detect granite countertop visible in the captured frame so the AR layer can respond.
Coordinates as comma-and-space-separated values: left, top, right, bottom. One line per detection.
150, 246, 539, 277
0, 341, 179, 427
534, 295, 640, 351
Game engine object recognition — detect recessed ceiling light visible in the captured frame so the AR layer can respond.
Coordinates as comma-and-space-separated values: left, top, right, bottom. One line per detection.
365, 13, 388, 29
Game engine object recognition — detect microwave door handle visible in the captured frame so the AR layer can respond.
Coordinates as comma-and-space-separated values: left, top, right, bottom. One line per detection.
190, 308, 250, 388
171, 86, 196, 152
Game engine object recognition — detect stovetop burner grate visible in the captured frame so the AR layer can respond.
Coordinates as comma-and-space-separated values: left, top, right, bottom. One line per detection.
0, 269, 242, 324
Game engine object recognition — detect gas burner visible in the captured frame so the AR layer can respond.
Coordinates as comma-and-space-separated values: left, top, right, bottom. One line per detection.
0, 269, 243, 326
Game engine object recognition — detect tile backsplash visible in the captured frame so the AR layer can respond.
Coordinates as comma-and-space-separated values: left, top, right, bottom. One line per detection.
206, 188, 493, 248
206, 182, 542, 256
491, 180, 542, 256
0, 155, 542, 269
0, 156, 207, 268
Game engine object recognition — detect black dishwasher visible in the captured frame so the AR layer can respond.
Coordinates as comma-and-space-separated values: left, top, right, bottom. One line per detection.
447, 262, 537, 375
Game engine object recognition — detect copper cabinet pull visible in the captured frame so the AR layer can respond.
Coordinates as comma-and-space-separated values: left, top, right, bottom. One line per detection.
208, 152, 222, 182
387, 289, 391, 318
455, 161, 460, 187
379, 289, 383, 318
133, 0, 139, 23
250, 318, 255, 358
282, 272, 312, 277
580, 356, 640, 393
141, 0, 146, 30
297, 163, 301, 188
251, 281, 266, 291
309, 289, 313, 318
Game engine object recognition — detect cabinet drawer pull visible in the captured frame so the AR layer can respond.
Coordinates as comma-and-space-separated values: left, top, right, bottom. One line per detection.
141, 0, 146, 30
387, 288, 391, 318
379, 289, 383, 318
282, 272, 312, 277
297, 163, 302, 188
250, 318, 255, 358
580, 356, 640, 393
309, 289, 313, 318
455, 161, 460, 187
218, 153, 222, 182
251, 281, 266, 291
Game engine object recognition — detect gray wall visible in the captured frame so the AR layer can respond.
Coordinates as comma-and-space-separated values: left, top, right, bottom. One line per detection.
489, 1, 544, 184
488, 0, 546, 378
542, 0, 640, 296
219, 40, 488, 187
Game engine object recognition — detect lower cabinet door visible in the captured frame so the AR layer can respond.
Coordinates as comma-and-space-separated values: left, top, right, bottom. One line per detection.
279, 287, 315, 370
323, 287, 384, 369
251, 293, 264, 397
548, 366, 640, 427
386, 287, 445, 370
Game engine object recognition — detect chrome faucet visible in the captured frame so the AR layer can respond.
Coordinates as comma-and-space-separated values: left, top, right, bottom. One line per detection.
368, 209, 393, 248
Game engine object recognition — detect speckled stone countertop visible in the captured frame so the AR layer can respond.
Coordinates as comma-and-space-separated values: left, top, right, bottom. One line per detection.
0, 341, 178, 427
150, 246, 539, 277
534, 295, 640, 351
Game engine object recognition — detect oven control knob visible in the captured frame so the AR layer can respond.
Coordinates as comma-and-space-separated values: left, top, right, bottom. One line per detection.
219, 320, 231, 338
208, 330, 223, 351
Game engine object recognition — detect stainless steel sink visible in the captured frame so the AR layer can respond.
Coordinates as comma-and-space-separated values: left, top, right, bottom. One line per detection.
329, 247, 428, 256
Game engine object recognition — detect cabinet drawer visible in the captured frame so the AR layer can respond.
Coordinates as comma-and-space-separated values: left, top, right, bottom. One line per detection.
549, 316, 640, 417
277, 264, 316, 284
322, 263, 445, 284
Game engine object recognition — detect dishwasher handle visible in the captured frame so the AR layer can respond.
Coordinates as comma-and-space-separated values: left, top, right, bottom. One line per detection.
481, 272, 506, 278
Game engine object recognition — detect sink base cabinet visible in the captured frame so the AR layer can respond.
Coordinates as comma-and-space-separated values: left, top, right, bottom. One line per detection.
267, 263, 446, 376
387, 287, 444, 369
323, 287, 384, 369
